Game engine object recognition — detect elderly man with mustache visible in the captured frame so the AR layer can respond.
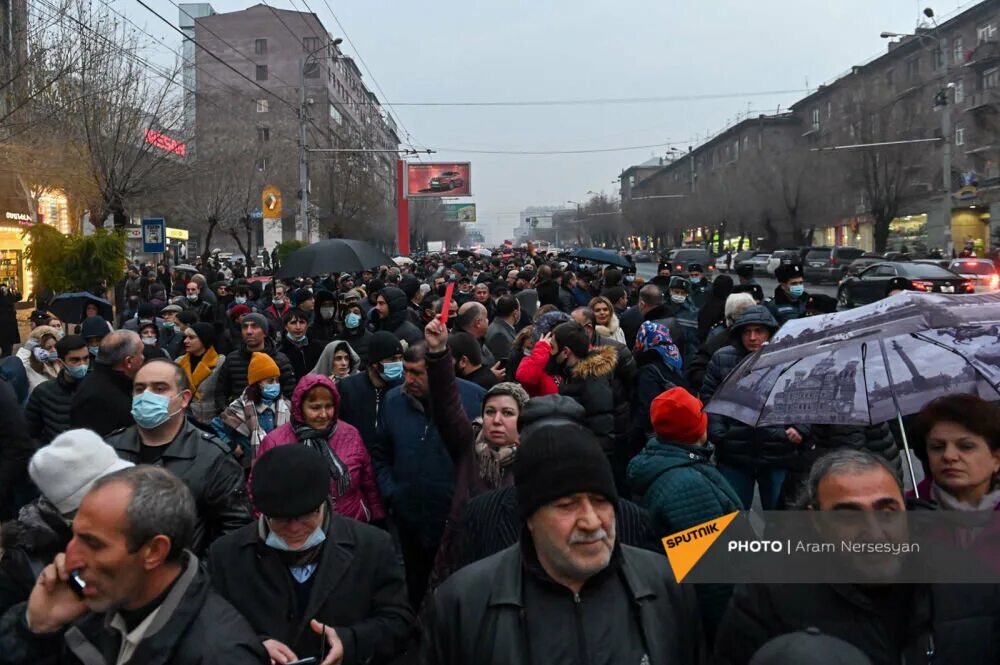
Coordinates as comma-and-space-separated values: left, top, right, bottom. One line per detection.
421, 418, 704, 665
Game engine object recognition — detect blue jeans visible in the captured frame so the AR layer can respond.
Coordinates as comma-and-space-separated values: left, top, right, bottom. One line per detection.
718, 464, 786, 510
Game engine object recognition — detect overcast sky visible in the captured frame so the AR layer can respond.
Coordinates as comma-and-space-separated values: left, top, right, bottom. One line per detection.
122, 0, 981, 242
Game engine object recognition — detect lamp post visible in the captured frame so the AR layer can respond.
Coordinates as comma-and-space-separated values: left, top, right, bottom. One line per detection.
299, 37, 343, 242
881, 6, 953, 253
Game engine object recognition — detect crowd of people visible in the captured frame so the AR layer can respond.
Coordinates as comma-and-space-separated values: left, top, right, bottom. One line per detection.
0, 245, 995, 664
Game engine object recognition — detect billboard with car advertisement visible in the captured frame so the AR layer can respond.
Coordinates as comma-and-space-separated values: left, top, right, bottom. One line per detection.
406, 162, 472, 197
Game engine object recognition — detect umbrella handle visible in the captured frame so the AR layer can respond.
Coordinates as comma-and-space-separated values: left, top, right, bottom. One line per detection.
895, 409, 920, 499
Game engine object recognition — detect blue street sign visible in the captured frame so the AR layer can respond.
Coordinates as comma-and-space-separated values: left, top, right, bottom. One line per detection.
142, 218, 166, 253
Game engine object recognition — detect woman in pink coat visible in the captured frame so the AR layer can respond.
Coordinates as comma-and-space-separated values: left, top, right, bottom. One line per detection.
254, 373, 385, 524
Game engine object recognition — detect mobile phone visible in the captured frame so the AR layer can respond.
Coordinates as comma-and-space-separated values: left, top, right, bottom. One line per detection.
286, 658, 317, 665
68, 570, 87, 599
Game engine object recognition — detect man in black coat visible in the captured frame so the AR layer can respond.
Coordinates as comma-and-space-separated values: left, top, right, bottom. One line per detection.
25, 334, 90, 446
278, 308, 325, 381
70, 329, 143, 437
0, 282, 21, 357
215, 313, 296, 412
2, 465, 266, 664
0, 378, 30, 521
373, 286, 422, 345
422, 419, 702, 665
106, 359, 251, 554
337, 332, 404, 450
210, 445, 415, 665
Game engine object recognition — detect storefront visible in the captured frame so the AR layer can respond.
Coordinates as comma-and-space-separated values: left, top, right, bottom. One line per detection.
816, 217, 874, 252
886, 214, 929, 254
951, 205, 990, 255
0, 211, 34, 299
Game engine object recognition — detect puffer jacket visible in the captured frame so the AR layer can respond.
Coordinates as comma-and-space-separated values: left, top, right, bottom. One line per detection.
214, 339, 296, 412
24, 369, 78, 445
558, 345, 619, 456
376, 286, 422, 345
514, 338, 559, 397
700, 306, 812, 470
809, 423, 902, 478
371, 379, 484, 550
591, 333, 636, 445
628, 438, 742, 635
255, 375, 385, 524
0, 498, 72, 618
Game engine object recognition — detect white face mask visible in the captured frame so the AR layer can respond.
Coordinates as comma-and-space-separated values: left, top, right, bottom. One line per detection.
671, 294, 687, 304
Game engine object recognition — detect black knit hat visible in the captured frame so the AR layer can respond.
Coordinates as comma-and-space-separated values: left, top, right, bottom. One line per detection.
251, 445, 329, 518
190, 322, 216, 349
514, 422, 617, 521
367, 331, 403, 364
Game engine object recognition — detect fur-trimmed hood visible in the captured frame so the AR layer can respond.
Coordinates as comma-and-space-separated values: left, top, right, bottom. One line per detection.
570, 345, 618, 379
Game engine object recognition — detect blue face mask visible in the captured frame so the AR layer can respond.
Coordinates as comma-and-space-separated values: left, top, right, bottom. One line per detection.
234, 296, 247, 305
87, 346, 99, 357
261, 383, 281, 401
344, 313, 361, 329
788, 284, 805, 299
287, 332, 307, 345
131, 390, 176, 430
265, 522, 326, 552
379, 360, 403, 381
65, 363, 88, 380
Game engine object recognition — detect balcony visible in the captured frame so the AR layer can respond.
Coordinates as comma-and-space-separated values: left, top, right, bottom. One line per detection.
964, 89, 1000, 114
965, 40, 1000, 68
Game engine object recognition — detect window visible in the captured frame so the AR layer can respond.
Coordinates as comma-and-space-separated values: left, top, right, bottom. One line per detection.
256, 99, 269, 113
955, 124, 966, 146
303, 36, 320, 53
810, 107, 820, 130
742, 135, 749, 152
329, 103, 342, 125
954, 36, 964, 64
885, 68, 894, 88
984, 67, 1000, 90
906, 57, 920, 83
933, 43, 945, 70
304, 61, 320, 78
732, 139, 739, 160
254, 38, 267, 55
255, 158, 267, 172
255, 65, 268, 81
954, 79, 965, 104
978, 23, 997, 44
257, 127, 269, 142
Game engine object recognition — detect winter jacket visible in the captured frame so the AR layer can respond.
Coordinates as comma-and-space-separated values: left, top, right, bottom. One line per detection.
484, 318, 516, 363
177, 348, 224, 424
279, 335, 325, 381
376, 287, 423, 345
558, 345, 620, 456
0, 552, 267, 665
256, 375, 385, 524
212, 390, 291, 464
0, 378, 30, 521
311, 339, 361, 379
628, 439, 742, 634
592, 332, 637, 435
0, 288, 20, 349
421, 541, 703, 665
685, 325, 730, 393
631, 359, 690, 454
371, 379, 484, 550
700, 306, 812, 471
0, 498, 71, 619
70, 363, 134, 436
514, 338, 558, 397
767, 285, 808, 325
714, 582, 935, 665
596, 313, 626, 344
263, 301, 290, 333
340, 328, 373, 367
184, 296, 216, 325
337, 371, 401, 450
214, 339, 296, 412
809, 423, 902, 478
24, 369, 79, 445
208, 514, 415, 665
106, 419, 252, 553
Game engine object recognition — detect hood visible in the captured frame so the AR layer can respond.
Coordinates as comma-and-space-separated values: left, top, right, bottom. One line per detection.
1, 498, 71, 555
728, 305, 779, 344
29, 325, 59, 343
328, 339, 361, 371
517, 394, 587, 444
289, 373, 340, 424
314, 289, 337, 308
570, 345, 618, 380
515, 289, 538, 318
595, 313, 620, 336
628, 440, 714, 495
382, 286, 409, 314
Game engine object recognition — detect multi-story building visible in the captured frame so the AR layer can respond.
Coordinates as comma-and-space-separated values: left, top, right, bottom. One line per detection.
186, 3, 398, 247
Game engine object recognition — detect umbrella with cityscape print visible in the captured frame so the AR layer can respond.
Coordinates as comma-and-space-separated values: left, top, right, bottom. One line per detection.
704, 291, 1000, 495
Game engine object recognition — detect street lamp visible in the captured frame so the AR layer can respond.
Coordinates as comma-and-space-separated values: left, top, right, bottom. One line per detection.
299, 37, 344, 242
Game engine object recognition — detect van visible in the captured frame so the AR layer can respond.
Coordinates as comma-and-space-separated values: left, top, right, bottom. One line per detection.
803, 246, 866, 283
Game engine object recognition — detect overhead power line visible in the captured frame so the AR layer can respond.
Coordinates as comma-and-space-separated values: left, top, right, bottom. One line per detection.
427, 141, 697, 155
369, 89, 813, 107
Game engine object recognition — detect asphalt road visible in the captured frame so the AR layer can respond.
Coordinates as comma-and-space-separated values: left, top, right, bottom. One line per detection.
634, 262, 840, 299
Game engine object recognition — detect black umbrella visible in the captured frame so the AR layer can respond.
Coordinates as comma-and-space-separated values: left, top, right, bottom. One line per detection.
49, 292, 114, 325
278, 239, 395, 278
571, 247, 632, 269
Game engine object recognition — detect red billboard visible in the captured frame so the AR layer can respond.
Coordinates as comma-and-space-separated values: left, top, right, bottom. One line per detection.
406, 162, 472, 197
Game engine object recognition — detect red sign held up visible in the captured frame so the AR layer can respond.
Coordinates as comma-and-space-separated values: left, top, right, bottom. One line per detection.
144, 129, 186, 157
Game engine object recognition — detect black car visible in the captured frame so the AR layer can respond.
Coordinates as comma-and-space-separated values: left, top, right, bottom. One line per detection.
802, 246, 866, 283
837, 262, 973, 308
844, 255, 884, 279
667, 248, 716, 275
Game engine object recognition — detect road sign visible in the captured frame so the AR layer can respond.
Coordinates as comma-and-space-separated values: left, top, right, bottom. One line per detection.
443, 203, 477, 222
262, 186, 282, 219
142, 218, 165, 253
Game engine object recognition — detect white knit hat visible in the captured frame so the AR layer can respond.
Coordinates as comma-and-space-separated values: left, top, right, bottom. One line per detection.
29, 429, 134, 515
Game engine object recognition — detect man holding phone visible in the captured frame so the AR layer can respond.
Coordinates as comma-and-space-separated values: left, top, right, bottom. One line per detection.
4, 466, 266, 664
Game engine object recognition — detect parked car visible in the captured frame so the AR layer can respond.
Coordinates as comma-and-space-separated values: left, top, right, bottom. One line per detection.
912, 258, 952, 270
766, 249, 802, 276
721, 250, 758, 272
844, 255, 884, 279
744, 253, 771, 274
948, 258, 1000, 291
837, 262, 973, 308
882, 251, 912, 262
803, 246, 867, 284
667, 248, 716, 275
429, 171, 465, 191
633, 249, 654, 263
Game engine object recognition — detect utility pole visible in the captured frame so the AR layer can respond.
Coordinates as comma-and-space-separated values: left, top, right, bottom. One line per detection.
297, 58, 308, 242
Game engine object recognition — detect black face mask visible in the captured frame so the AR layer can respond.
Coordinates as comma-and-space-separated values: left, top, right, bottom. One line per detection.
544, 354, 564, 376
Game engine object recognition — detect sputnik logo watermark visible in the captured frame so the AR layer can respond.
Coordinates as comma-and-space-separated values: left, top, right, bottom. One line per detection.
661, 512, 739, 583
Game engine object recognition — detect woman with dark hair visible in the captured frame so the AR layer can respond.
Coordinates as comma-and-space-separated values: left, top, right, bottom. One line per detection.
212, 352, 291, 468
312, 339, 361, 382
20, 326, 60, 394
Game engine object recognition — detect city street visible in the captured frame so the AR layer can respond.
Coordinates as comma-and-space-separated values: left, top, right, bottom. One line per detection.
634, 262, 841, 299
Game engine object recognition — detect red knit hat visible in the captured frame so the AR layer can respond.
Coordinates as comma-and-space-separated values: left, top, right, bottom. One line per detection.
650, 387, 707, 444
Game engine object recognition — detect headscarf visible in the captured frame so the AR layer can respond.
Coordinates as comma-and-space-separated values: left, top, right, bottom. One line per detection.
634, 321, 682, 372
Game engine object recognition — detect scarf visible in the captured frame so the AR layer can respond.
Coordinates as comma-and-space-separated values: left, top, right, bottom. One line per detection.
473, 421, 517, 487
292, 422, 351, 497
634, 320, 682, 372
931, 481, 1000, 547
